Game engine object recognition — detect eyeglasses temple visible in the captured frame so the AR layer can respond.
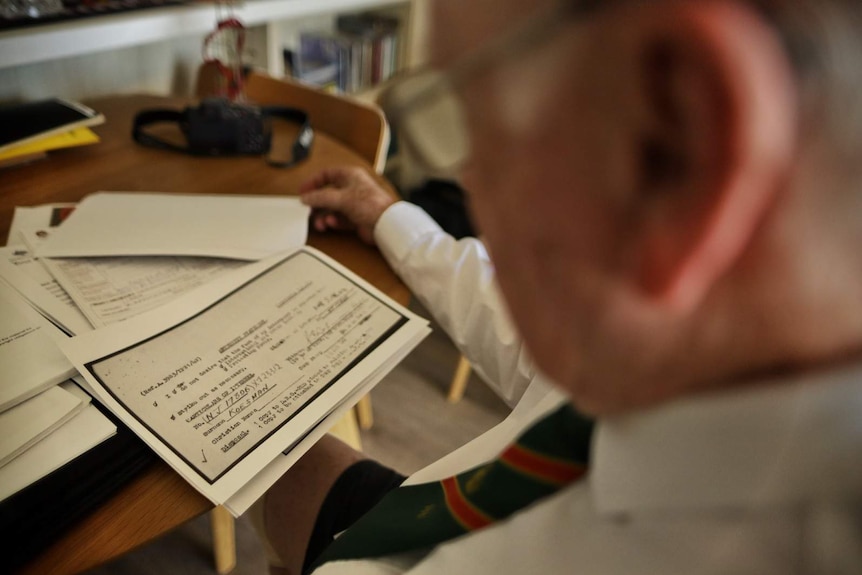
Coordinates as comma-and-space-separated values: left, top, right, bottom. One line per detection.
391, 1, 593, 114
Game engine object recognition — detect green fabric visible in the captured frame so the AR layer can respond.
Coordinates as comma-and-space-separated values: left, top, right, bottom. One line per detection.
311, 403, 593, 570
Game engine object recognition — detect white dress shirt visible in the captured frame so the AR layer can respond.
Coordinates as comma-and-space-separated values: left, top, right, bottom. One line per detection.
314, 202, 862, 575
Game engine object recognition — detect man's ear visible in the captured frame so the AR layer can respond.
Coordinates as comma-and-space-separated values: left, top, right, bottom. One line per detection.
626, 1, 796, 311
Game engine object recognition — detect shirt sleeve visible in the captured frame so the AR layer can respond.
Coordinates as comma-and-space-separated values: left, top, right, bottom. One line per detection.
373, 201, 534, 407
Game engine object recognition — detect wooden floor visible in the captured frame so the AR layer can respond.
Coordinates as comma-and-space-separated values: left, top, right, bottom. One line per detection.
83, 304, 511, 575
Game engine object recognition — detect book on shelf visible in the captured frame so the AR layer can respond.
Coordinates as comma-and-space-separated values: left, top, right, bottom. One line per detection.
293, 12, 401, 94
295, 32, 350, 92
336, 12, 400, 88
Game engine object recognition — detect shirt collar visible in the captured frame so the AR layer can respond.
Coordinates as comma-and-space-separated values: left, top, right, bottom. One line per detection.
591, 360, 862, 514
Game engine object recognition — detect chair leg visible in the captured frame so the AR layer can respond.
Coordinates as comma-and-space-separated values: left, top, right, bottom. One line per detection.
329, 408, 363, 450
355, 395, 374, 430
211, 505, 236, 574
447, 355, 472, 403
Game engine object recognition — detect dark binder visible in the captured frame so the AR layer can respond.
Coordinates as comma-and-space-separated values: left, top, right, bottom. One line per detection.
0, 402, 156, 573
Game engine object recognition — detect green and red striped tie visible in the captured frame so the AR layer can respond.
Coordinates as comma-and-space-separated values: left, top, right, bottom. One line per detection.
312, 403, 593, 568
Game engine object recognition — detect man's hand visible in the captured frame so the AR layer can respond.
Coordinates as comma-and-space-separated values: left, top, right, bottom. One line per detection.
299, 166, 396, 245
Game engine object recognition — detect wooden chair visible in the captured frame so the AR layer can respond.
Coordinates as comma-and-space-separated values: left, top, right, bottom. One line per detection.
244, 71, 390, 174
195, 65, 390, 175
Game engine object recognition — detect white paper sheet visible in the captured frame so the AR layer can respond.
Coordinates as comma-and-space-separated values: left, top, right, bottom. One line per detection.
40, 254, 247, 327
6, 203, 76, 246
0, 281, 77, 412
34, 192, 311, 260
61, 246, 429, 508
0, 404, 116, 502
0, 245, 93, 336
0, 382, 85, 467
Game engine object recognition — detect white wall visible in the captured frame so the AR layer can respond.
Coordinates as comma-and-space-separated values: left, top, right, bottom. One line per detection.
0, 34, 207, 102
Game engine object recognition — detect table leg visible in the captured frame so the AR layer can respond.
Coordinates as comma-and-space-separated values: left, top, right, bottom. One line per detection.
447, 355, 472, 403
211, 505, 236, 574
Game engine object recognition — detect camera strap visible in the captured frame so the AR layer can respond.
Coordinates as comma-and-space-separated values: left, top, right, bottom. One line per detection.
132, 102, 314, 168
132, 108, 191, 155
261, 106, 314, 168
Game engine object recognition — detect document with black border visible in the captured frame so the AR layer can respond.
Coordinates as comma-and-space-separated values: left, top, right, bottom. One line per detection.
60, 246, 429, 511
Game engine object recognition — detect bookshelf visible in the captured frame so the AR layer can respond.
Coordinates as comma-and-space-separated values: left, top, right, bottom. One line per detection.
0, 0, 416, 70
282, 10, 403, 94
0, 0, 426, 103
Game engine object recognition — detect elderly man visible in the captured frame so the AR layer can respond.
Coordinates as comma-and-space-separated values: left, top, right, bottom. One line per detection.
252, 0, 862, 573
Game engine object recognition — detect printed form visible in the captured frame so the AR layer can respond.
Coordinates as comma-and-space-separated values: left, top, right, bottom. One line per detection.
61, 247, 429, 511
0, 245, 92, 336
40, 254, 246, 328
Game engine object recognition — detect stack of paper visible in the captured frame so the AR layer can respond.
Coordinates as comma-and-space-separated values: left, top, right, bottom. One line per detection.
0, 99, 105, 169
0, 281, 116, 502
0, 191, 429, 516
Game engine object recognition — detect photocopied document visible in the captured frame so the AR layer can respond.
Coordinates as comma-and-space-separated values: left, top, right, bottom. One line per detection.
0, 245, 92, 336
35, 192, 311, 260
5, 227, 248, 331
39, 253, 247, 328
61, 246, 430, 510
0, 204, 90, 335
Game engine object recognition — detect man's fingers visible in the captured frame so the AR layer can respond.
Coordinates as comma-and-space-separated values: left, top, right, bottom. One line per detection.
298, 167, 358, 194
300, 186, 350, 212
326, 212, 355, 231
310, 210, 355, 233
311, 212, 328, 232
298, 172, 328, 195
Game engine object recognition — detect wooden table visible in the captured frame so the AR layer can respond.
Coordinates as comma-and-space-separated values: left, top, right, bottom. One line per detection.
2, 95, 409, 574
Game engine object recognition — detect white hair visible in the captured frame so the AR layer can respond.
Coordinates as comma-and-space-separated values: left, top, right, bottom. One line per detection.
755, 1, 862, 160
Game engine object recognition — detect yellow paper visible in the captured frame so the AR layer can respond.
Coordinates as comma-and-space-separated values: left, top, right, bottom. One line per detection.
0, 127, 100, 161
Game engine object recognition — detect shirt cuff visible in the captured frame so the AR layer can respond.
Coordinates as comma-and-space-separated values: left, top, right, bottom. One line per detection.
374, 201, 444, 265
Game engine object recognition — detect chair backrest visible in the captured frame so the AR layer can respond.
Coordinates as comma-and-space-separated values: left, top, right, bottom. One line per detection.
244, 71, 390, 174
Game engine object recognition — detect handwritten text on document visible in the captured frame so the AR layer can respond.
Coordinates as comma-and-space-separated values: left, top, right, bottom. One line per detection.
86, 250, 406, 482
